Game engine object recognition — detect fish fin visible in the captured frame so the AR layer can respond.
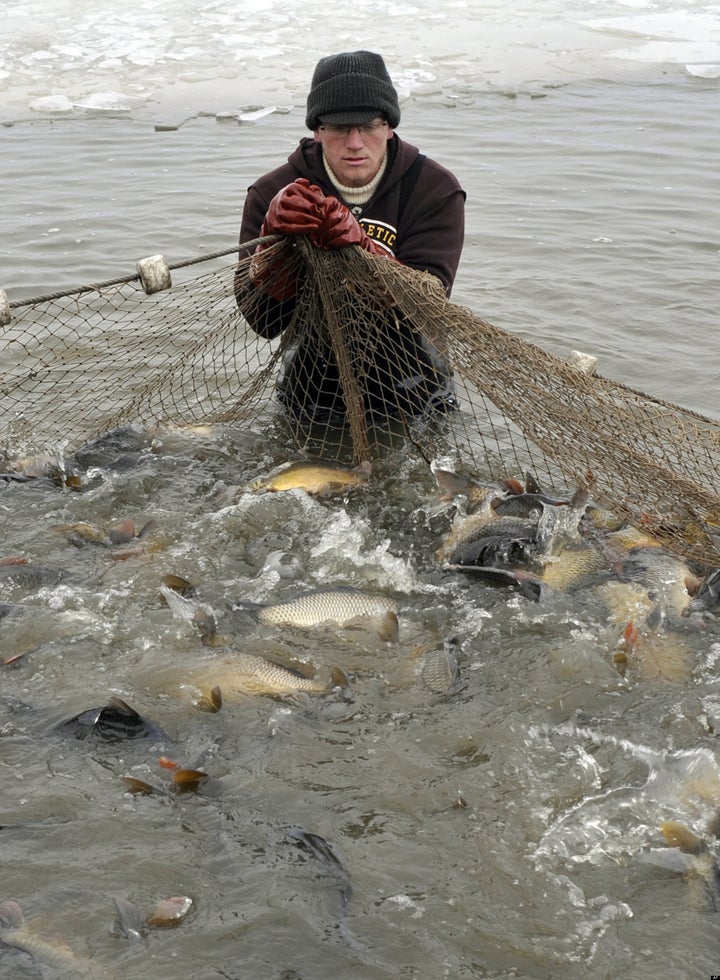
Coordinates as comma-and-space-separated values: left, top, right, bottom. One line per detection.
0, 900, 24, 929
193, 607, 218, 644
660, 820, 707, 855
122, 776, 160, 796
706, 810, 720, 840
330, 666, 351, 691
106, 696, 135, 714
524, 471, 543, 494
114, 897, 147, 939
195, 686, 223, 712
375, 610, 399, 642
172, 769, 209, 793
500, 477, 525, 495
137, 519, 158, 539
162, 574, 196, 597
353, 460, 372, 480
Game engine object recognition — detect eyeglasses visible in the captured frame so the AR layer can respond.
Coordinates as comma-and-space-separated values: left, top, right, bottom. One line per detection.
318, 120, 388, 139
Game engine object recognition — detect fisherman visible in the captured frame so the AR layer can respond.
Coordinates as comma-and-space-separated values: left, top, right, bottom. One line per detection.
235, 50, 466, 427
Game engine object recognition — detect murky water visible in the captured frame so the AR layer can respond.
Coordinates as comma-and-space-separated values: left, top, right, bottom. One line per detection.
2, 66, 720, 980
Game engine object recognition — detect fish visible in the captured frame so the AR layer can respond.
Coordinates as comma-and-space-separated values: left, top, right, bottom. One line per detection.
240, 586, 400, 641
442, 483, 607, 597
145, 895, 194, 928
593, 522, 706, 682
113, 894, 194, 939
0, 452, 81, 490
249, 459, 372, 495
160, 583, 351, 697
51, 696, 168, 742
188, 653, 349, 698
0, 899, 99, 976
121, 770, 210, 797
284, 826, 362, 949
432, 465, 558, 569
420, 643, 461, 694
0, 558, 65, 590
72, 425, 150, 470
163, 574, 399, 642
431, 461, 568, 516
687, 566, 720, 614
659, 819, 720, 912
56, 517, 156, 547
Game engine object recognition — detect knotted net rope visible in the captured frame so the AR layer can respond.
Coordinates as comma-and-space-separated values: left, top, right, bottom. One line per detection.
2, 237, 719, 566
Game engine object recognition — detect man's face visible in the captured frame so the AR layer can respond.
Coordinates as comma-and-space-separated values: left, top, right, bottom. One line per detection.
314, 119, 393, 187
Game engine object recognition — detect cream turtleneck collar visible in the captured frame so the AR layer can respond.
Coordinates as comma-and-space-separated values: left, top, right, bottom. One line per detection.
322, 151, 388, 211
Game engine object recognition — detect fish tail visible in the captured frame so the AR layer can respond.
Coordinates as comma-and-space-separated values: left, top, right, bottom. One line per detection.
375, 610, 399, 642
114, 896, 147, 939
330, 666, 351, 691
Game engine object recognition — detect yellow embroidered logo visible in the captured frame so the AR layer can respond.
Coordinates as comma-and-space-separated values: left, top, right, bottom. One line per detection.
360, 219, 397, 254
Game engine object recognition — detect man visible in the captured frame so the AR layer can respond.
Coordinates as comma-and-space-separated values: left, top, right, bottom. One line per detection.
237, 50, 466, 426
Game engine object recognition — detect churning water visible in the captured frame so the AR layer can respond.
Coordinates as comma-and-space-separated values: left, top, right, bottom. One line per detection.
2, 2, 720, 977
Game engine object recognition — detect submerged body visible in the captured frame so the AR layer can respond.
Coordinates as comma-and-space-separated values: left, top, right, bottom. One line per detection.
0, 900, 100, 978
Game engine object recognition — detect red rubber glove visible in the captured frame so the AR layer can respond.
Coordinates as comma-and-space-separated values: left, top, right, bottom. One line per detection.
251, 179, 327, 301
260, 178, 326, 237
313, 196, 393, 258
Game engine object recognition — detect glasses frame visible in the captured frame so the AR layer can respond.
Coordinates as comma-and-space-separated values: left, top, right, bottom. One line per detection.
317, 119, 389, 139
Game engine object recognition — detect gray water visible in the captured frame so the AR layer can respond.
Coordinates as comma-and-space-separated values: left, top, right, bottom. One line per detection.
2, 76, 720, 979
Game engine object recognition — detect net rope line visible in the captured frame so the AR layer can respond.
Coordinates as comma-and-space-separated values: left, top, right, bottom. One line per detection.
2, 236, 719, 567
6, 246, 240, 311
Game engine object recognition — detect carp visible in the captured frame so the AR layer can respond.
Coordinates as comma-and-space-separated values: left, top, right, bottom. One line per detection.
249, 459, 371, 495
238, 586, 399, 641
0, 900, 100, 977
192, 651, 349, 697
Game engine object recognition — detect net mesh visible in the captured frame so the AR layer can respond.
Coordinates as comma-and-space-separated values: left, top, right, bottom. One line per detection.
3, 237, 719, 568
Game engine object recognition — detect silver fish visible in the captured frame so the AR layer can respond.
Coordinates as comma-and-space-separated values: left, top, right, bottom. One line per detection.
160, 584, 350, 697
240, 586, 399, 641
197, 652, 348, 696
420, 644, 461, 694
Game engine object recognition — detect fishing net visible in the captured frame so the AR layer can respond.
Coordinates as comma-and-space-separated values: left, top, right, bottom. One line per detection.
2, 236, 720, 567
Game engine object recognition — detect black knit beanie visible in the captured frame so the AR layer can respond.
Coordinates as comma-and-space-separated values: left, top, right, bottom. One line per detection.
305, 50, 401, 130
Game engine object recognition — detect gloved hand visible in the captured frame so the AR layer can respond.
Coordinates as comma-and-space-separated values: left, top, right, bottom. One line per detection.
250, 178, 328, 301
313, 196, 393, 258
260, 178, 327, 237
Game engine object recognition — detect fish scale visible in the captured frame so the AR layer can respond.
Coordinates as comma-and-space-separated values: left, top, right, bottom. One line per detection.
255, 587, 398, 628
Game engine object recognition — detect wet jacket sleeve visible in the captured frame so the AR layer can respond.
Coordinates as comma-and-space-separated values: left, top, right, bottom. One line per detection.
235, 176, 300, 339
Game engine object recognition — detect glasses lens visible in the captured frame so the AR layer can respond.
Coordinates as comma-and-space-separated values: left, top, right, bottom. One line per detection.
321, 120, 386, 137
